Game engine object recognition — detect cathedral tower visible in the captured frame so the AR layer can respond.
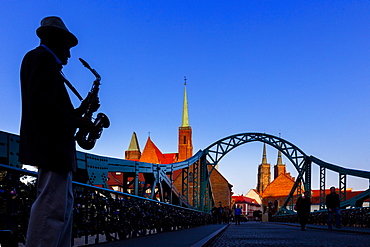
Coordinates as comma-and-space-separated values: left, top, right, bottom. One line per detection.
178, 77, 193, 161
257, 143, 270, 193
274, 150, 286, 179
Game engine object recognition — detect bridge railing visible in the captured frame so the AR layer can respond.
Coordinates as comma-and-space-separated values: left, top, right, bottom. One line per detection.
271, 208, 370, 228
0, 164, 212, 246
0, 130, 207, 209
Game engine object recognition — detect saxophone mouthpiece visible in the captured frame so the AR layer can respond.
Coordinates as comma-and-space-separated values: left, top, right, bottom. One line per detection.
79, 58, 101, 81
79, 58, 90, 68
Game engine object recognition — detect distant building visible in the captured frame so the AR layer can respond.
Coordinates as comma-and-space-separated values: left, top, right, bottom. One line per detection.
255, 144, 297, 210
208, 169, 233, 208
256, 143, 270, 193
245, 189, 262, 205
107, 80, 232, 207
232, 195, 261, 219
255, 145, 369, 212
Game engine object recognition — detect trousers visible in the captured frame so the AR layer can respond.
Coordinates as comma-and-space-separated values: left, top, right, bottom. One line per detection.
327, 207, 341, 228
298, 211, 309, 229
25, 169, 73, 247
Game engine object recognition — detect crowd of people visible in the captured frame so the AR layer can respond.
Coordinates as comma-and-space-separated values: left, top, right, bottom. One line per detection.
211, 204, 253, 225
211, 205, 233, 224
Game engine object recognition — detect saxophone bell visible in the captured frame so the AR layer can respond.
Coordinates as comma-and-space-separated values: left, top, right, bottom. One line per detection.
76, 113, 110, 150
96, 113, 110, 128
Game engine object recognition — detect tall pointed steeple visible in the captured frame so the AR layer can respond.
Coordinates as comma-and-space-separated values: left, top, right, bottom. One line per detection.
262, 143, 268, 164
257, 143, 271, 194
277, 150, 283, 165
274, 150, 286, 179
125, 132, 141, 160
128, 132, 140, 151
178, 76, 193, 162
182, 76, 190, 127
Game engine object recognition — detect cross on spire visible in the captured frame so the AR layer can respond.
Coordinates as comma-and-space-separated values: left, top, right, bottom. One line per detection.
182, 76, 190, 127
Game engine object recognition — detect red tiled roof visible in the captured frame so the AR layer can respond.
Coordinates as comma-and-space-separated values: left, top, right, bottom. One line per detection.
309, 189, 369, 204
162, 153, 178, 164
140, 137, 161, 163
232, 195, 261, 206
139, 137, 177, 164
262, 173, 295, 197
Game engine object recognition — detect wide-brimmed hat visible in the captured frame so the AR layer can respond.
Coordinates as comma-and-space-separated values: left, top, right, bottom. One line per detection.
36, 16, 78, 47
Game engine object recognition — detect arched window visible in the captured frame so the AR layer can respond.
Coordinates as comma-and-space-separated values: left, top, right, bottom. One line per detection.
183, 136, 187, 144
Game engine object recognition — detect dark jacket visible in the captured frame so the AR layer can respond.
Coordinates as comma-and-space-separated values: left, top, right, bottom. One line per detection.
296, 196, 311, 214
19, 46, 77, 172
326, 193, 340, 209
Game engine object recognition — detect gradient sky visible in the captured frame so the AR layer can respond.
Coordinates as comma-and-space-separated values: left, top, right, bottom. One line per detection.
1, 1, 370, 195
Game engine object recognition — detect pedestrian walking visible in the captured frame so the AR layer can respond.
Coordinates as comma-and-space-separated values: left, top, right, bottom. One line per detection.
211, 205, 218, 224
295, 191, 311, 231
234, 206, 242, 225
217, 204, 223, 224
326, 186, 341, 230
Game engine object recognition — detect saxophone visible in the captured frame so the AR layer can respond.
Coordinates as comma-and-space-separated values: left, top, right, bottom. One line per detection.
75, 58, 110, 150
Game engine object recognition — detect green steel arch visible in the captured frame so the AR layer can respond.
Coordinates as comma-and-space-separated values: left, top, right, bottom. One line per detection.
200, 132, 370, 213
200, 132, 312, 212
2, 129, 369, 213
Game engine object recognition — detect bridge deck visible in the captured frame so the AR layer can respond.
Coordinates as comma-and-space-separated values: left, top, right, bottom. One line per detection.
83, 224, 227, 247
85, 222, 370, 247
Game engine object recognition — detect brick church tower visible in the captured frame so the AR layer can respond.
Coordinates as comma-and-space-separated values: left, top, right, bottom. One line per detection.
178, 77, 193, 161
125, 132, 141, 160
257, 143, 270, 193
119, 77, 231, 207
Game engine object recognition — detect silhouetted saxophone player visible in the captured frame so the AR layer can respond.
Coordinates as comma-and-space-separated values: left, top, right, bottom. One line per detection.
19, 16, 109, 247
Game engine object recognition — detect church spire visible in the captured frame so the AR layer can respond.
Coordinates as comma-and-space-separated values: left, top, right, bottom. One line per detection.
277, 150, 283, 165
127, 132, 140, 151
274, 149, 286, 179
178, 76, 193, 162
125, 132, 141, 160
257, 143, 270, 193
181, 76, 190, 127
262, 143, 267, 164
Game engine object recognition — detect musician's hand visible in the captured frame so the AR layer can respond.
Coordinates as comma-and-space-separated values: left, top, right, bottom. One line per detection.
76, 117, 94, 130
75, 97, 89, 116
80, 97, 90, 110
90, 97, 100, 112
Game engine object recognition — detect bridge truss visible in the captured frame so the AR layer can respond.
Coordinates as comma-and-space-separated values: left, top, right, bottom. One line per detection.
1, 130, 369, 213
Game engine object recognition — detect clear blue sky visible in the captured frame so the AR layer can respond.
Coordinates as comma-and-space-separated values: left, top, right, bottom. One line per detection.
1, 1, 370, 195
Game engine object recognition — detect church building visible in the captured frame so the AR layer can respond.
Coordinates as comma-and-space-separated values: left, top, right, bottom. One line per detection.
256, 143, 296, 211
107, 78, 232, 208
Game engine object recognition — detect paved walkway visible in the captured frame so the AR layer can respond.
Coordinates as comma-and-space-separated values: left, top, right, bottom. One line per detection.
82, 222, 370, 247
207, 222, 370, 247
